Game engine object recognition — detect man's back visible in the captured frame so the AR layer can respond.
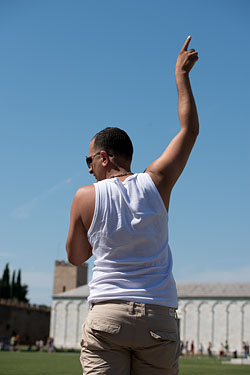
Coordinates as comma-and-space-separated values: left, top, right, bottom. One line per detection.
87, 173, 177, 307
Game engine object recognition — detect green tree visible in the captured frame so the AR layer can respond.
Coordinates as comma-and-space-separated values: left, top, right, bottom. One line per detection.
20, 283, 29, 303
0, 265, 29, 302
16, 269, 21, 299
10, 270, 16, 299
0, 263, 10, 299
16, 269, 29, 302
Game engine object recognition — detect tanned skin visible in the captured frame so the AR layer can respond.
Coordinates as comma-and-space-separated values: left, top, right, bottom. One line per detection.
66, 36, 199, 266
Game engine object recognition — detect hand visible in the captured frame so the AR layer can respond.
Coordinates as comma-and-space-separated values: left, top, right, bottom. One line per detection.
175, 36, 198, 75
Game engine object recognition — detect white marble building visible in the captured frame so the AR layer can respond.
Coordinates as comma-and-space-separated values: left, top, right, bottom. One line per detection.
50, 285, 89, 349
177, 283, 250, 354
50, 282, 250, 354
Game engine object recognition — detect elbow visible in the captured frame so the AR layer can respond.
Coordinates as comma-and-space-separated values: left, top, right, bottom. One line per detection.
67, 251, 83, 266
68, 258, 83, 266
189, 124, 199, 138
193, 116, 200, 137
66, 243, 77, 266
193, 128, 199, 137
191, 119, 199, 137
181, 118, 199, 138
66, 242, 85, 266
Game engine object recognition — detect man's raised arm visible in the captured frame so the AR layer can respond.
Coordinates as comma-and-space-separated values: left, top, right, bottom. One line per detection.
146, 36, 199, 210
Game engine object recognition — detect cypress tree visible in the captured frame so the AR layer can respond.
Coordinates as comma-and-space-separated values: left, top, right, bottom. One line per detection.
16, 269, 22, 300
0, 265, 28, 302
10, 270, 16, 299
1, 264, 10, 299
20, 284, 29, 303
16, 269, 28, 302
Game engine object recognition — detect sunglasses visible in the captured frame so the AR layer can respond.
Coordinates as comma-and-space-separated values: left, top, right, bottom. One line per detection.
85, 152, 113, 168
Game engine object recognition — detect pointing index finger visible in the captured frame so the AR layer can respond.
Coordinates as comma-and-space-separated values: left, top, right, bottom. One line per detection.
181, 35, 192, 51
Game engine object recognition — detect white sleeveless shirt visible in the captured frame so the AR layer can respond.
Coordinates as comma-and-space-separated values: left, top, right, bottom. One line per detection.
87, 173, 178, 308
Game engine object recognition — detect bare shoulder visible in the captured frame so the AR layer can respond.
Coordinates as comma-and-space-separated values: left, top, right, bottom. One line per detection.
73, 184, 95, 231
75, 184, 95, 199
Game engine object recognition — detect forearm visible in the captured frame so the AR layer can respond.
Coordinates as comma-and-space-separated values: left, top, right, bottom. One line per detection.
176, 71, 199, 135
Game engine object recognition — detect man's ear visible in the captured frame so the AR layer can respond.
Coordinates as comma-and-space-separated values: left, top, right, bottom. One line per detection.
100, 150, 109, 166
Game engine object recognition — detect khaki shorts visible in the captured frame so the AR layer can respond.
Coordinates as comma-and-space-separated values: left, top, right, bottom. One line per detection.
80, 300, 180, 375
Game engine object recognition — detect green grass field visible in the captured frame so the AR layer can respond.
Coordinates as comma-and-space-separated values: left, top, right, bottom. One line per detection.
0, 352, 249, 375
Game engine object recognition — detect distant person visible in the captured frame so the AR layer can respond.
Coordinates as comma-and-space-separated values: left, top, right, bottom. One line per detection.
242, 341, 249, 359
0, 336, 4, 351
219, 342, 225, 358
15, 334, 21, 352
66, 36, 199, 375
198, 342, 204, 357
225, 340, 229, 356
190, 340, 195, 356
10, 334, 16, 352
184, 340, 189, 357
233, 349, 238, 358
180, 340, 184, 356
207, 342, 213, 357
39, 339, 44, 352
46, 337, 55, 353
35, 339, 40, 351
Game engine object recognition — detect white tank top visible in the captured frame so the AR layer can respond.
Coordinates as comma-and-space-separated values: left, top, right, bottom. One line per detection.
87, 173, 178, 308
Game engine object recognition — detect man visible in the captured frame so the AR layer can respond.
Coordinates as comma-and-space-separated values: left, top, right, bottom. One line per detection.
66, 36, 199, 375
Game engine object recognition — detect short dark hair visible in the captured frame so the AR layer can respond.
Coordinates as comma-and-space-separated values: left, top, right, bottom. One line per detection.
93, 127, 133, 160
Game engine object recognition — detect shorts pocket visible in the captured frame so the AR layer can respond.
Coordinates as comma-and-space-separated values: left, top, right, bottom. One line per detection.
147, 330, 180, 369
150, 330, 178, 342
82, 319, 122, 350
90, 319, 121, 335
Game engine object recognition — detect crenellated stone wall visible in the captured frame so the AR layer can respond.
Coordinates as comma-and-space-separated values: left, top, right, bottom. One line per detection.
0, 299, 50, 344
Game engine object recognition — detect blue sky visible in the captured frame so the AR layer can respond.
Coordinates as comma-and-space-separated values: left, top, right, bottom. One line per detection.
0, 0, 249, 306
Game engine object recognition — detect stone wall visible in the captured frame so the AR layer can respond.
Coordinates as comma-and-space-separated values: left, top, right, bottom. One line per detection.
0, 300, 50, 345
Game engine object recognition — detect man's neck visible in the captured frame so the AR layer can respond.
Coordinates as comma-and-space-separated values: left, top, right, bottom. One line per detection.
108, 171, 133, 179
